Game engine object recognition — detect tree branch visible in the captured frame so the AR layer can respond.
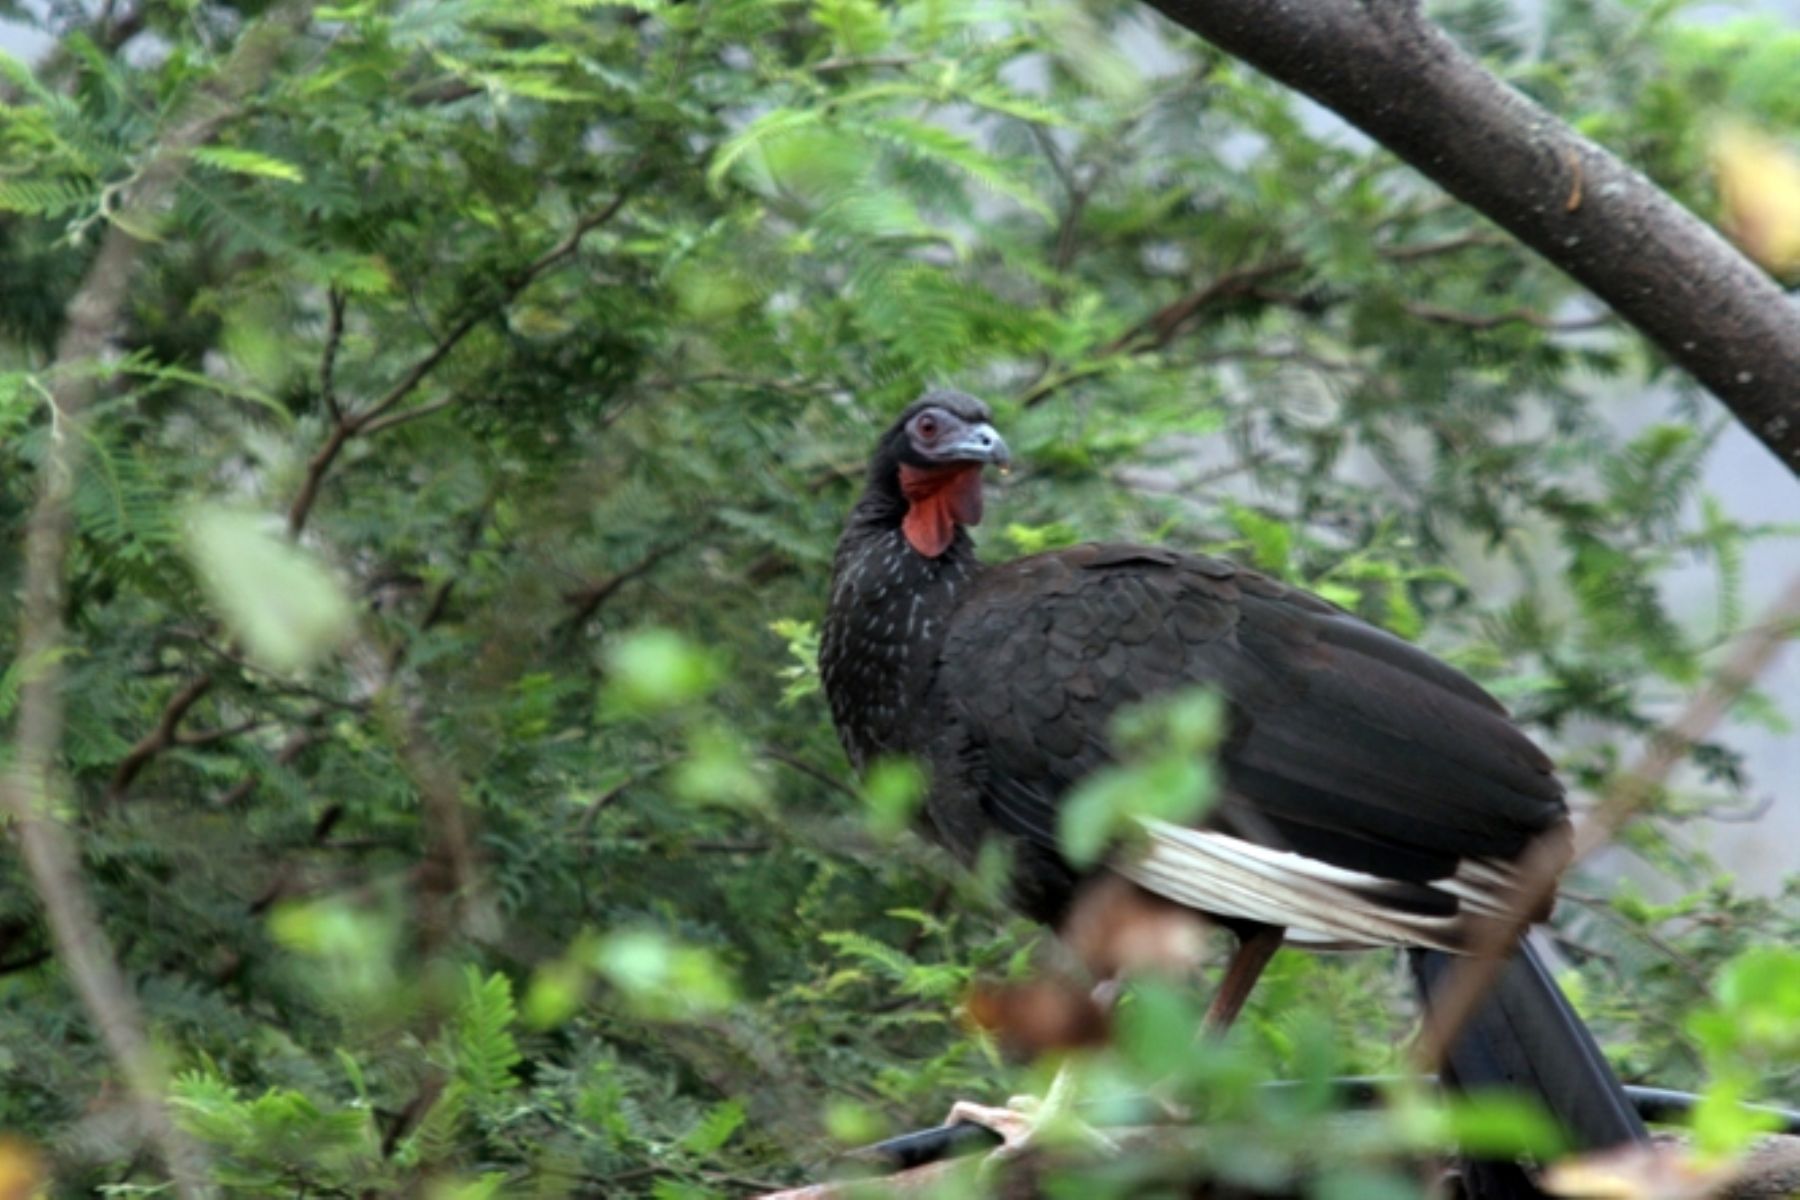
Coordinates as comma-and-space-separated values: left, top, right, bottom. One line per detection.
353, 183, 637, 430
215, 727, 318, 808
355, 393, 459, 437
116, 188, 639, 801
0, 7, 314, 1196
284, 182, 636, 536
108, 672, 216, 801
1400, 300, 1611, 333
561, 538, 684, 630
1141, 0, 1800, 472
319, 288, 346, 422
1414, 570, 1800, 1071
284, 417, 356, 538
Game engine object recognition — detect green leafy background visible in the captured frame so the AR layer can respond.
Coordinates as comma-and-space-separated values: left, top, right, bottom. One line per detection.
0, 0, 1795, 1195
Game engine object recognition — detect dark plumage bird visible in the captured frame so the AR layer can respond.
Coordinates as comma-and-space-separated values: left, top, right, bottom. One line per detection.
821, 390, 1645, 1179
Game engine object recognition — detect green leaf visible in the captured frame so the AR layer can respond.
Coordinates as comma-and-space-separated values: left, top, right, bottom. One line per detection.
1439, 1093, 1568, 1158
670, 724, 766, 808
593, 930, 736, 1018
708, 107, 825, 193
450, 968, 522, 1098
183, 506, 354, 672
861, 755, 925, 837
1058, 690, 1222, 866
117, 358, 292, 423
812, 0, 889, 55
854, 116, 1053, 222
523, 959, 589, 1030
1690, 1073, 1784, 1157
602, 629, 721, 714
679, 1099, 745, 1154
770, 618, 822, 705
193, 145, 306, 183
1228, 503, 1293, 577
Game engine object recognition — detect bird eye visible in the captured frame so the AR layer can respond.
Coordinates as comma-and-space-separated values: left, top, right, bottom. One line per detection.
916, 414, 939, 440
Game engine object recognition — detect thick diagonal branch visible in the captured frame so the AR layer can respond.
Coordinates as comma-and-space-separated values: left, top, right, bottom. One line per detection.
1142, 0, 1800, 473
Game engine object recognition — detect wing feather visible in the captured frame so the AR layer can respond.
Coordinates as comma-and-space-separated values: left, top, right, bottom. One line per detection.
925, 543, 1569, 941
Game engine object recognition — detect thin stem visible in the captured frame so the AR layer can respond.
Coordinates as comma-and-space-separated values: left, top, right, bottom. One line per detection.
1414, 571, 1800, 1070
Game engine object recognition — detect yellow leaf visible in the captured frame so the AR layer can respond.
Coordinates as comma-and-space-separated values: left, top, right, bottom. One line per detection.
0, 1137, 46, 1200
1715, 123, 1800, 275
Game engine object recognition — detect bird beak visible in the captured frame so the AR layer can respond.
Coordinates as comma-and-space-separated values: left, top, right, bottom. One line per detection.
942, 423, 1011, 471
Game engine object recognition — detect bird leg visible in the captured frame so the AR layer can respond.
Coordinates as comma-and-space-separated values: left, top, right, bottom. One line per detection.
1125, 924, 1288, 1126
1203, 923, 1285, 1033
945, 974, 1123, 1161
945, 1053, 1117, 1161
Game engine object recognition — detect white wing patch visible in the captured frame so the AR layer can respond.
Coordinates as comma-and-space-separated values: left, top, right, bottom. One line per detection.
1119, 819, 1519, 952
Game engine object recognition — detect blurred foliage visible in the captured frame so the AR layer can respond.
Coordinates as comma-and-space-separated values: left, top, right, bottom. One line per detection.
0, 0, 1796, 1195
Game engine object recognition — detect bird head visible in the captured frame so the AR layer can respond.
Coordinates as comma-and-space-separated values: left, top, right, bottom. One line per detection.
869, 389, 1011, 559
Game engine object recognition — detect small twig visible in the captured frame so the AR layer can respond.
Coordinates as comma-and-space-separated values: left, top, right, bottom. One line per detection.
561, 539, 684, 630
356, 393, 460, 437
177, 631, 366, 710
0, 948, 53, 976
1022, 230, 1535, 409
575, 776, 644, 866
1377, 231, 1507, 260
1103, 256, 1307, 356
126, 182, 634, 792
379, 1072, 446, 1158
1401, 300, 1611, 332
214, 727, 318, 808
762, 748, 860, 803
284, 417, 357, 539
1415, 571, 1800, 1070
1559, 890, 1712, 995
811, 52, 922, 74
319, 288, 346, 422
108, 672, 216, 800
286, 180, 638, 538
354, 634, 488, 950
1029, 124, 1078, 199
354, 184, 637, 431
175, 718, 267, 747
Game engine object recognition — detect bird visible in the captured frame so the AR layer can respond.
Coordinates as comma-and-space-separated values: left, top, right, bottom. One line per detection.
819, 389, 1647, 1185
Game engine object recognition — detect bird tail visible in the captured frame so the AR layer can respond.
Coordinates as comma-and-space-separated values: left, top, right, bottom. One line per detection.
1410, 941, 1647, 1198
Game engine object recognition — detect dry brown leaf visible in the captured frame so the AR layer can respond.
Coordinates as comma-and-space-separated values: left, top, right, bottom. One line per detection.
966, 979, 1110, 1058
1059, 875, 1211, 981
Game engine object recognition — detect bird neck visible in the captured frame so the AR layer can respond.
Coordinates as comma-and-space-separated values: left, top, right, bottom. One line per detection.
820, 496, 981, 770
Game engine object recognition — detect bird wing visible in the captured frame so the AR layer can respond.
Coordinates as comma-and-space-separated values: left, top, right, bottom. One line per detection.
929, 542, 1567, 948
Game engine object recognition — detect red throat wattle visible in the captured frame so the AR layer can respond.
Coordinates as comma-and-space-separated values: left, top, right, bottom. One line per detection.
899, 464, 985, 558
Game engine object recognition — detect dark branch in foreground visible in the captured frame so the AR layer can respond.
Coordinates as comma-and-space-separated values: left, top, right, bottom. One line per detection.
1141, 0, 1800, 473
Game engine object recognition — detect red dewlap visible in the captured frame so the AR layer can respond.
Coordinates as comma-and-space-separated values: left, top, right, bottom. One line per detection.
899, 463, 984, 558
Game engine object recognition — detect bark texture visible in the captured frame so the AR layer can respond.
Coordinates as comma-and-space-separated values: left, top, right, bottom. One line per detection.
1143, 0, 1800, 474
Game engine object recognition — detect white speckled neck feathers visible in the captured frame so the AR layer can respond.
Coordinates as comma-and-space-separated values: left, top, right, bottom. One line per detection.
819, 501, 981, 771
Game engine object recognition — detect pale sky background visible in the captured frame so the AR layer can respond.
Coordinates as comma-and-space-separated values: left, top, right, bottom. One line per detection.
3, 3, 1795, 891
